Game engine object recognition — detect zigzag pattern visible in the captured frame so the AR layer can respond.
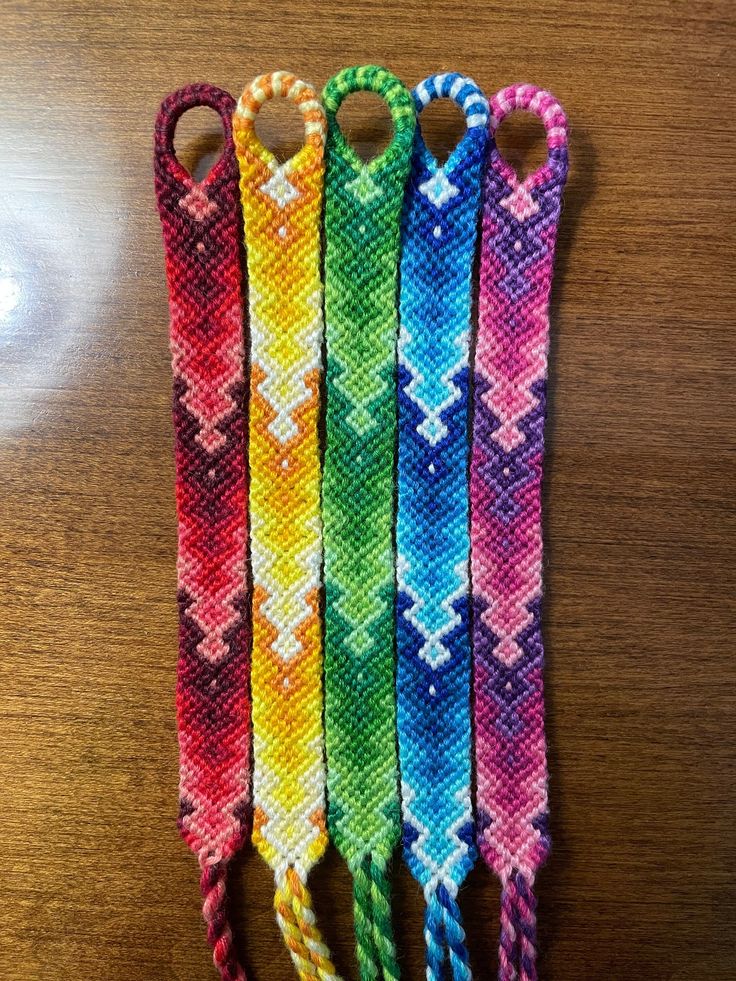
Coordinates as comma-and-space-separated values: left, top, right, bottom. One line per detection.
234, 72, 338, 981
470, 83, 568, 981
249, 277, 323, 445
154, 83, 251, 981
401, 782, 474, 899
396, 73, 488, 981
322, 65, 415, 981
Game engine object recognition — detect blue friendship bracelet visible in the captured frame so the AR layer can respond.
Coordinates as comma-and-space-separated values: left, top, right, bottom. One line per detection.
396, 71, 489, 981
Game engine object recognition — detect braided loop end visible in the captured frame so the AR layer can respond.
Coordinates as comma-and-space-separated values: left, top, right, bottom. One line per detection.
411, 72, 489, 177
154, 83, 237, 187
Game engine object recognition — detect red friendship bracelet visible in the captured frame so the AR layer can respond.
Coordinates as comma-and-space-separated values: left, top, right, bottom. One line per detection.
154, 83, 251, 981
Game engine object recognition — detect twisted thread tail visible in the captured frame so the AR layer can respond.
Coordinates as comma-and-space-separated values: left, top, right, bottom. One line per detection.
424, 890, 446, 981
513, 873, 538, 981
353, 860, 379, 980
440, 885, 471, 981
368, 856, 399, 981
352, 855, 399, 981
274, 867, 341, 981
499, 881, 518, 981
498, 872, 538, 981
200, 861, 247, 981
425, 885, 472, 981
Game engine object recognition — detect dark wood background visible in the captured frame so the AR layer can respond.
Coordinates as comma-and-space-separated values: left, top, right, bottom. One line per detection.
1, 1, 734, 978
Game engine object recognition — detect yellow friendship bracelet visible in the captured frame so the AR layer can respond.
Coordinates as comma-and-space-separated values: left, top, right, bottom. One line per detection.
233, 71, 340, 981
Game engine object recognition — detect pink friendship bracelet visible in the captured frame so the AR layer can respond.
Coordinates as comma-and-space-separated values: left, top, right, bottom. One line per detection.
470, 83, 569, 981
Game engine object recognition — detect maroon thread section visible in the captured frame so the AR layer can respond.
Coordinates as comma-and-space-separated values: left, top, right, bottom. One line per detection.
154, 83, 250, 981
155, 82, 238, 187
201, 862, 247, 981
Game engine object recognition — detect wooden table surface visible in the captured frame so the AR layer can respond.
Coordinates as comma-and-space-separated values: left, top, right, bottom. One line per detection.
1, 1, 734, 979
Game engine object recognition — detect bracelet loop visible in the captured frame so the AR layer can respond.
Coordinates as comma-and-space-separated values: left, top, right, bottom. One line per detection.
154, 83, 236, 186
412, 71, 489, 174
489, 83, 568, 185
233, 71, 326, 172
322, 65, 415, 173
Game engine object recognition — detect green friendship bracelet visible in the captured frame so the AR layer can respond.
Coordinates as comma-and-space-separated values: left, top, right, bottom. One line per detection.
321, 65, 415, 981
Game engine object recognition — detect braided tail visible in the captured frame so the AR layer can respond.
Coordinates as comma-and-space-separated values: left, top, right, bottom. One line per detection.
425, 884, 472, 981
353, 858, 378, 979
352, 855, 399, 981
424, 889, 445, 981
369, 855, 400, 981
514, 873, 538, 981
440, 885, 472, 981
274, 867, 341, 981
498, 871, 539, 981
200, 860, 247, 981
498, 879, 518, 981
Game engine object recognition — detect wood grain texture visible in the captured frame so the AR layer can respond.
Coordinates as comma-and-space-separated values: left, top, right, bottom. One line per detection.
0, 1, 734, 978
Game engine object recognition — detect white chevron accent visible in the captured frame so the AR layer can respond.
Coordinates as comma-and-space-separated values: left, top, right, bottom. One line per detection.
418, 168, 459, 207
254, 729, 326, 868
401, 780, 472, 898
398, 323, 469, 446
397, 553, 468, 669
249, 276, 322, 669
251, 281, 322, 443
255, 508, 321, 663
259, 162, 300, 209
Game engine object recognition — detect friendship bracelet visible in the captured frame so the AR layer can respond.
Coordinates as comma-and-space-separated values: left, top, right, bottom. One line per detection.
154, 84, 251, 981
321, 65, 415, 981
396, 72, 488, 981
233, 72, 339, 981
470, 84, 569, 981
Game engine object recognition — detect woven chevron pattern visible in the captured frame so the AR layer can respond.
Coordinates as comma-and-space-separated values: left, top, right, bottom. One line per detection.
233, 71, 340, 981
396, 72, 488, 981
321, 65, 415, 981
154, 84, 250, 981
470, 84, 568, 981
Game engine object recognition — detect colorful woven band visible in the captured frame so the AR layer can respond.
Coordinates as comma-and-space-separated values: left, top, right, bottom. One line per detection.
470, 84, 569, 981
396, 72, 489, 981
233, 72, 339, 981
154, 84, 251, 981
321, 65, 415, 981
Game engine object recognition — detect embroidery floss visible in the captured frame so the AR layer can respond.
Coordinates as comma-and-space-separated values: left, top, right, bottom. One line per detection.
470, 84, 569, 981
321, 65, 415, 981
233, 71, 339, 981
154, 84, 251, 981
396, 72, 488, 981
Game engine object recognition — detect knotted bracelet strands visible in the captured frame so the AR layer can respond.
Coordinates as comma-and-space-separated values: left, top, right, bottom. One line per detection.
154, 84, 251, 981
470, 84, 569, 981
233, 72, 339, 981
396, 72, 489, 981
321, 65, 415, 981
